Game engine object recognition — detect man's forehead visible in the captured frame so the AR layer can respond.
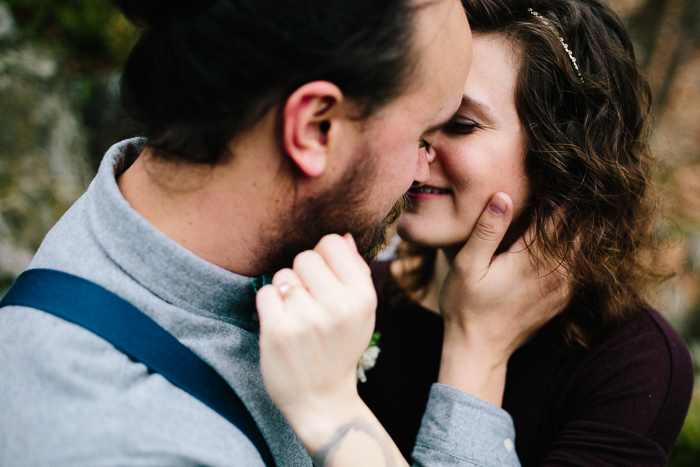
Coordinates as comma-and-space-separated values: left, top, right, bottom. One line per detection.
412, 0, 471, 104
411, 0, 464, 35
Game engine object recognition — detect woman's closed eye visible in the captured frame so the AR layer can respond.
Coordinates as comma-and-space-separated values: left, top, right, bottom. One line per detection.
444, 118, 481, 135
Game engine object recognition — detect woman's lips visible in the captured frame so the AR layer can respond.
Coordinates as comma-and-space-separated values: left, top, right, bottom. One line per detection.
407, 185, 452, 200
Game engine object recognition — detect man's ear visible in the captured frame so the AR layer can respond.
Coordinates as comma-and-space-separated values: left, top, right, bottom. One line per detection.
283, 81, 344, 178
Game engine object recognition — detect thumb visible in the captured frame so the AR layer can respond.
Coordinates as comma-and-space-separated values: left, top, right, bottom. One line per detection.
454, 193, 513, 279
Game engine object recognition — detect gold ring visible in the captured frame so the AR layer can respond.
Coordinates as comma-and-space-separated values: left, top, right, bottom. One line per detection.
277, 282, 302, 298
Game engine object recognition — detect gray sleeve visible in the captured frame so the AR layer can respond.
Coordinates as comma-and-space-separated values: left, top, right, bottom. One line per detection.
411, 383, 520, 467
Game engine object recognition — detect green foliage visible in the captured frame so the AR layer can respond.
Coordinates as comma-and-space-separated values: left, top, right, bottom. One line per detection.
669, 395, 700, 466
369, 331, 381, 348
5, 0, 138, 71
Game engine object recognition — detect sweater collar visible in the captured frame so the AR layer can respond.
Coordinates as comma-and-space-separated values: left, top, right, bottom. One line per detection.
87, 138, 261, 331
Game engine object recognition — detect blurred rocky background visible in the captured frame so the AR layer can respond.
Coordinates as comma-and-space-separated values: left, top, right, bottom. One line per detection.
0, 0, 137, 295
0, 0, 699, 463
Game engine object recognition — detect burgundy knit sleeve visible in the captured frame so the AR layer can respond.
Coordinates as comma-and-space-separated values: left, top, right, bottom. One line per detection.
537, 308, 693, 466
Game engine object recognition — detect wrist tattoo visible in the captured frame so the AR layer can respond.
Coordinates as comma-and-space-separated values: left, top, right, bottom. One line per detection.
313, 419, 396, 467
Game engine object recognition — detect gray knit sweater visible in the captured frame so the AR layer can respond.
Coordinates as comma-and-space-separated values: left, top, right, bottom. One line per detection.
0, 139, 519, 467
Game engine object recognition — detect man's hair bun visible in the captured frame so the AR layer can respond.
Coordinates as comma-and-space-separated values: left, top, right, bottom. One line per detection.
112, 0, 214, 27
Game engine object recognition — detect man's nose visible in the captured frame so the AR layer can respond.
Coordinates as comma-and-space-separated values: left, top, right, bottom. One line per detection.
414, 146, 432, 185
415, 132, 441, 183
426, 144, 437, 164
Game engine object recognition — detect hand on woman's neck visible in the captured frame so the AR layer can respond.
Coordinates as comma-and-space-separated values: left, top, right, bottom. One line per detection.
392, 215, 528, 314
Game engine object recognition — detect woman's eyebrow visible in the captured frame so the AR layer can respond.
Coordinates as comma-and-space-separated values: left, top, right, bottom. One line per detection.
425, 95, 494, 134
459, 94, 495, 123
461, 94, 491, 113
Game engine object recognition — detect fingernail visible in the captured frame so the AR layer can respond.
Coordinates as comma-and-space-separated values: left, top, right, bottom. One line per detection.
344, 233, 359, 254
489, 195, 507, 216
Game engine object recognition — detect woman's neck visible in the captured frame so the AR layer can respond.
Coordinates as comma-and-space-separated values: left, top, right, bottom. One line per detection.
391, 248, 455, 315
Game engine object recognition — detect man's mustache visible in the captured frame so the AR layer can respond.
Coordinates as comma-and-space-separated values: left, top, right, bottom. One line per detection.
385, 192, 411, 227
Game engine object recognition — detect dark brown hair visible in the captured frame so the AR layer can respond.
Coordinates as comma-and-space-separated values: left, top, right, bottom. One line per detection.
397, 0, 663, 350
114, 0, 417, 163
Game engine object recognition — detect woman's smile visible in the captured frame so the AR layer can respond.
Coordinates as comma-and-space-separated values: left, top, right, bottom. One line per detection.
397, 34, 531, 250
407, 185, 453, 200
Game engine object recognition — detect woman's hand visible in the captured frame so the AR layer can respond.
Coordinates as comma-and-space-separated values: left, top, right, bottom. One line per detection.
256, 233, 407, 467
438, 193, 571, 406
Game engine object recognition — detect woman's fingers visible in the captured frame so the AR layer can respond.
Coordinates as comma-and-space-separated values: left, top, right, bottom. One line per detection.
308, 234, 376, 312
259, 268, 310, 325
314, 234, 372, 283
255, 283, 286, 324
290, 250, 341, 306
342, 233, 371, 274
271, 268, 305, 291
256, 234, 379, 432
260, 234, 376, 342
453, 193, 514, 280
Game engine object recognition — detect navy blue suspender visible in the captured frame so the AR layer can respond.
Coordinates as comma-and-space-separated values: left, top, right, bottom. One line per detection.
0, 268, 276, 467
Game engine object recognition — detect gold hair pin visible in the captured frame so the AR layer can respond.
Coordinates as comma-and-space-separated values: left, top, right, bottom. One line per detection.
528, 8, 584, 83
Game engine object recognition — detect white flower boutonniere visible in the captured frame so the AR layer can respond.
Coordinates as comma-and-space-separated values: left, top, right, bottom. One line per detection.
357, 331, 381, 383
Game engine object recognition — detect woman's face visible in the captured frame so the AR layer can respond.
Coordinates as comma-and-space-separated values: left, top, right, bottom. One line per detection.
396, 34, 532, 251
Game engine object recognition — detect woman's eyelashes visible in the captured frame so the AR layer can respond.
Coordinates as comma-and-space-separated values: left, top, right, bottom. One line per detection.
420, 118, 480, 155
444, 118, 480, 134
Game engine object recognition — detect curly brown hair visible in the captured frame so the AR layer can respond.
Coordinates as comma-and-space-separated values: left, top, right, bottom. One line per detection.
396, 0, 665, 350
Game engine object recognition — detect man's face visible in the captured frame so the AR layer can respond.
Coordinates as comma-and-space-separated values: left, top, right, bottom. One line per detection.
351, 0, 473, 226
261, 0, 472, 269
267, 143, 391, 269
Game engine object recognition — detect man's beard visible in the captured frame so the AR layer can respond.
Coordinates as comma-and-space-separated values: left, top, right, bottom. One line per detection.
258, 146, 408, 273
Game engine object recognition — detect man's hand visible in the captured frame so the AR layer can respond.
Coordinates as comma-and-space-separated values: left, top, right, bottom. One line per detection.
438, 193, 571, 406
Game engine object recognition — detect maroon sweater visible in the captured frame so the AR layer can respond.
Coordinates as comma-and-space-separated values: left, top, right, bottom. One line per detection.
359, 262, 694, 466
